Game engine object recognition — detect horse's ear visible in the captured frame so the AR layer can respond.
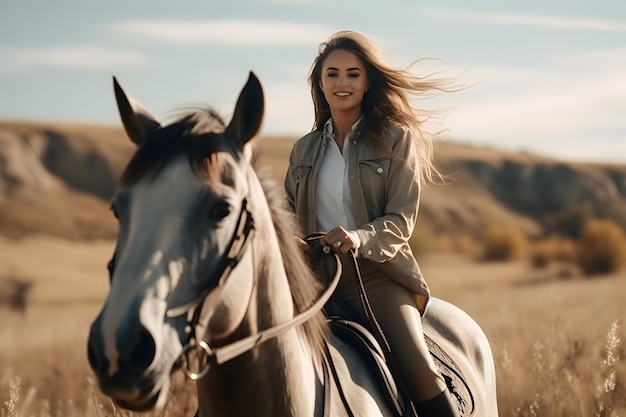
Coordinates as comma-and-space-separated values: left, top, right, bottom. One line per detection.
225, 72, 264, 147
113, 76, 161, 146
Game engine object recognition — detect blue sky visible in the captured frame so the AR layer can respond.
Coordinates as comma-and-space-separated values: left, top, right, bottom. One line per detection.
1, 0, 625, 163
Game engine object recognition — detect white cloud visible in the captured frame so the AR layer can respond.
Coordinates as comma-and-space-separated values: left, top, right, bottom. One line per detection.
0, 45, 148, 72
443, 63, 626, 158
111, 19, 334, 46
419, 7, 626, 32
259, 78, 313, 136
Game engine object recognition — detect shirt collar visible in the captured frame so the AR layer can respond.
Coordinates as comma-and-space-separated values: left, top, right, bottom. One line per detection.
323, 117, 362, 140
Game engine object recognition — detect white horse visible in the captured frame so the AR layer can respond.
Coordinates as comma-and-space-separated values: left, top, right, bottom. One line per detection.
87, 73, 499, 416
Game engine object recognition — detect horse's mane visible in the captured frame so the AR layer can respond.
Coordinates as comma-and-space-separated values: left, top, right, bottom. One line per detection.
119, 108, 329, 358
254, 163, 329, 360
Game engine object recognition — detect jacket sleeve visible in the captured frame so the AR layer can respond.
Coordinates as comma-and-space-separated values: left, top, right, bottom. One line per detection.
284, 145, 298, 213
354, 127, 421, 262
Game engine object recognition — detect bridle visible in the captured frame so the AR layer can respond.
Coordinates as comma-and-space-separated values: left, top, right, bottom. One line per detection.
171, 197, 342, 380
107, 194, 343, 381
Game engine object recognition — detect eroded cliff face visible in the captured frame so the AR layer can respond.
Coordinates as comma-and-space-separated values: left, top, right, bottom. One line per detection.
0, 127, 124, 201
0, 130, 60, 199
0, 122, 133, 239
461, 159, 625, 216
1, 121, 625, 240
433, 144, 626, 238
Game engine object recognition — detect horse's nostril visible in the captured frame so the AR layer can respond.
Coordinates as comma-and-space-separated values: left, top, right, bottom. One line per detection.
123, 327, 156, 371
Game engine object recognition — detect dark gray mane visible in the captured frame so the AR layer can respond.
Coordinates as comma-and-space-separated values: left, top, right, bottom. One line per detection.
255, 164, 329, 358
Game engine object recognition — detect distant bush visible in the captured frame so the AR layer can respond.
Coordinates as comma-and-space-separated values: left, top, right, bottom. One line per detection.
454, 233, 477, 256
531, 236, 576, 269
0, 277, 32, 315
543, 203, 595, 239
434, 234, 454, 253
481, 224, 527, 261
412, 232, 477, 256
576, 219, 626, 276
409, 227, 437, 257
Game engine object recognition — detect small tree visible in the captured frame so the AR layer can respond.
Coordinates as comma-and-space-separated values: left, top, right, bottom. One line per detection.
576, 219, 626, 276
481, 224, 527, 261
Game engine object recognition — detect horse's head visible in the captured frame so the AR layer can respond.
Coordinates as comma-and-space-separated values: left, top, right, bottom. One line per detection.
87, 73, 264, 410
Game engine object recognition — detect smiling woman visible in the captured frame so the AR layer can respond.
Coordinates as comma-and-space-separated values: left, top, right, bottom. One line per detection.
284, 30, 495, 417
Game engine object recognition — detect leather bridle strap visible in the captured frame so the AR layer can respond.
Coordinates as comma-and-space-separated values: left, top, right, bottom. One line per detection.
194, 251, 342, 367
166, 197, 255, 319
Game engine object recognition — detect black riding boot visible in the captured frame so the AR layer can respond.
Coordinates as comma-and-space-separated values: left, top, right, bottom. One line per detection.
414, 389, 460, 417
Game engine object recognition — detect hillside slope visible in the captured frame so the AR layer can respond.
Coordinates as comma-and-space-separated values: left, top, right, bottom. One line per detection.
1, 120, 625, 240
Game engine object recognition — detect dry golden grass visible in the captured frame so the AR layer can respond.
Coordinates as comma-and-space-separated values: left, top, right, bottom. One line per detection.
2, 121, 626, 415
1, 237, 625, 416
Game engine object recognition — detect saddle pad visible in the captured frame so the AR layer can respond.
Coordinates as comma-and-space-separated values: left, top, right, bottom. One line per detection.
330, 317, 475, 417
329, 318, 405, 415
424, 334, 475, 417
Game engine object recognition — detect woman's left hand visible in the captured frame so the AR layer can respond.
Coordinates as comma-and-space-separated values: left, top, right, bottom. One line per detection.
321, 227, 357, 254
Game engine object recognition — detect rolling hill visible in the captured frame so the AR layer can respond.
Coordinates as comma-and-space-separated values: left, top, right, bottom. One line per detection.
1, 119, 625, 241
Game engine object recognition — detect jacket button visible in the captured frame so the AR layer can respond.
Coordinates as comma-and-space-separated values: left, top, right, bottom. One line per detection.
367, 250, 373, 256
376, 168, 383, 173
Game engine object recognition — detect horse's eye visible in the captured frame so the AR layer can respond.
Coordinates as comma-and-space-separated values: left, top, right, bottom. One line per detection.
209, 202, 231, 220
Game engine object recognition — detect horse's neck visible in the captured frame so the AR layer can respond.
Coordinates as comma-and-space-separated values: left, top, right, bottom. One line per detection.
197, 235, 319, 417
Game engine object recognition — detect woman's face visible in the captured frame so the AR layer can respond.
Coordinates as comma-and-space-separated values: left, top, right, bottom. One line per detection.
319, 49, 370, 115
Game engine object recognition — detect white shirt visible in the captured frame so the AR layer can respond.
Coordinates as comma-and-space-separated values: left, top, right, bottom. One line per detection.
315, 118, 359, 235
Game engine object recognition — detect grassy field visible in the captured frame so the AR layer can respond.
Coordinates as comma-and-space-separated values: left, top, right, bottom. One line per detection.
0, 236, 624, 417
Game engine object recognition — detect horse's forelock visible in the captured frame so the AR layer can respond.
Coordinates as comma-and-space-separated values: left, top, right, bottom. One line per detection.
119, 108, 229, 187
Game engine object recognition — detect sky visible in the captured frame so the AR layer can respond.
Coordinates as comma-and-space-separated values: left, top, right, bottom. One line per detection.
1, 0, 625, 163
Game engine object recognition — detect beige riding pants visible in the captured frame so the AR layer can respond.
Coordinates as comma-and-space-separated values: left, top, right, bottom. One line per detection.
327, 255, 447, 402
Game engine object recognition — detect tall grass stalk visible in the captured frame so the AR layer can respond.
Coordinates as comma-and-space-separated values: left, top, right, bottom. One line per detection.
3, 376, 19, 417
595, 319, 621, 417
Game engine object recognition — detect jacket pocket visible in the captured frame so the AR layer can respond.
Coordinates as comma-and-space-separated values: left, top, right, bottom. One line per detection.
359, 159, 389, 177
359, 158, 390, 209
291, 163, 312, 198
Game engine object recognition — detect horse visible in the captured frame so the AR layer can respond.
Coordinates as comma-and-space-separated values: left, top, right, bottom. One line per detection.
87, 72, 499, 416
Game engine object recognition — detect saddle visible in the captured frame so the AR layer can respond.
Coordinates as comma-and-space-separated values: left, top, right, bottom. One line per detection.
326, 316, 475, 417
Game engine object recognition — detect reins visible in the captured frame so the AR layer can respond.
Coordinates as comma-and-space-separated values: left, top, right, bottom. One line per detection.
170, 202, 344, 381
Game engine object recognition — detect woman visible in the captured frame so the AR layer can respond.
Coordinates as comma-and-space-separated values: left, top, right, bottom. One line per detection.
284, 30, 459, 417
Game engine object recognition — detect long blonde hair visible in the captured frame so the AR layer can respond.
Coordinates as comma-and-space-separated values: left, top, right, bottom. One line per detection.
309, 30, 455, 184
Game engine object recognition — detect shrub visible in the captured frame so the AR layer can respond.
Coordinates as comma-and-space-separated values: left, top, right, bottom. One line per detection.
576, 219, 626, 276
434, 234, 454, 253
531, 236, 576, 269
481, 224, 527, 261
455, 233, 477, 256
409, 227, 436, 257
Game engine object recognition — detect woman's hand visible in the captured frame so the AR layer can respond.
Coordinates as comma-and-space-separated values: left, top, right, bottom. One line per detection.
320, 226, 358, 254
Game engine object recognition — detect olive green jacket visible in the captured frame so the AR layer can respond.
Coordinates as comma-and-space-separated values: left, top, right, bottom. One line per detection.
284, 124, 430, 312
